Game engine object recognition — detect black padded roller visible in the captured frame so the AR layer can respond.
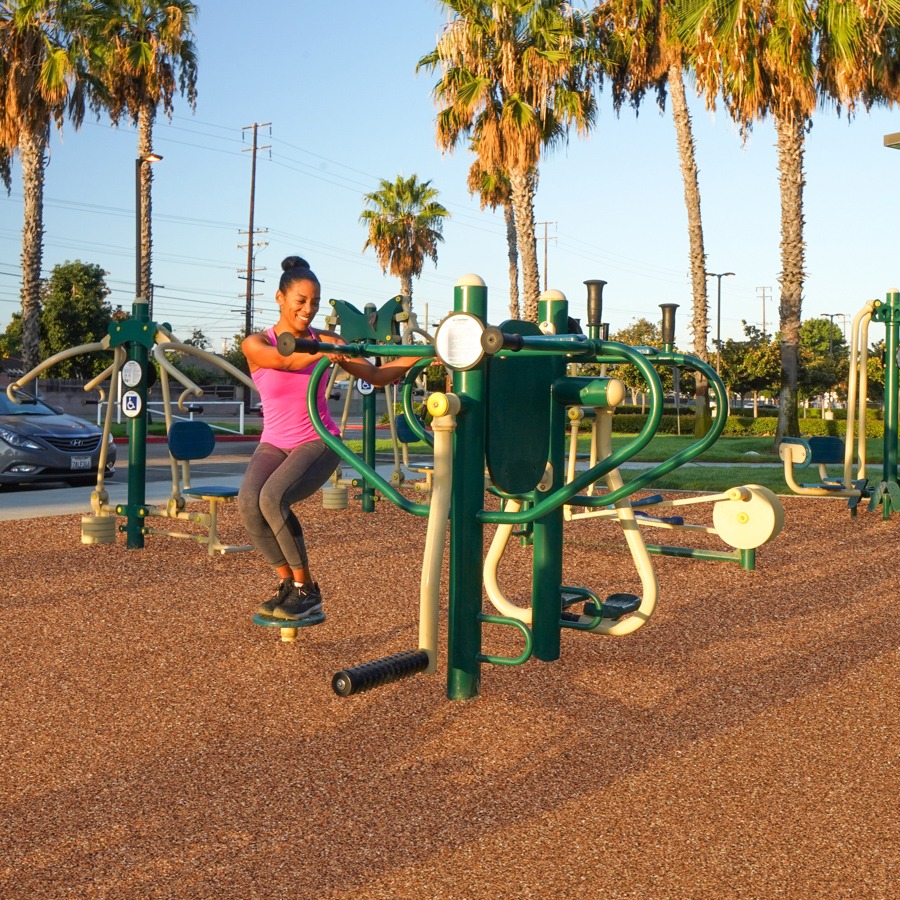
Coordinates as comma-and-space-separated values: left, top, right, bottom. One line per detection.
331, 650, 430, 697
276, 332, 321, 356
481, 327, 524, 354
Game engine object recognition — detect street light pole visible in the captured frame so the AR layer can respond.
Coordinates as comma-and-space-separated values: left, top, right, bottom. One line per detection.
705, 271, 735, 374
821, 312, 840, 356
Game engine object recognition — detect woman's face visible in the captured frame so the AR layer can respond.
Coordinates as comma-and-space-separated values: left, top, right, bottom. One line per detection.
276, 278, 321, 333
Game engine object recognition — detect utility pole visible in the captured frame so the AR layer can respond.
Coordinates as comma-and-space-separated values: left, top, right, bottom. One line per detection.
536, 221, 557, 291
756, 286, 772, 337
240, 122, 271, 336
236, 230, 268, 333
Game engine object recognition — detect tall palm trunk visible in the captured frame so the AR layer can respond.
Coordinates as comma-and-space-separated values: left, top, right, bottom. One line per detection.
509, 168, 540, 322
504, 203, 520, 319
19, 130, 47, 372
138, 103, 156, 301
668, 63, 712, 437
400, 273, 413, 299
774, 114, 804, 444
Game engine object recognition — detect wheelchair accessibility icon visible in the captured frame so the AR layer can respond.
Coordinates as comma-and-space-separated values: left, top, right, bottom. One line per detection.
122, 390, 143, 418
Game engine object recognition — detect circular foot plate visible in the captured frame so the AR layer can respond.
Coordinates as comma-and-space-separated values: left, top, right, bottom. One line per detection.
252, 612, 326, 628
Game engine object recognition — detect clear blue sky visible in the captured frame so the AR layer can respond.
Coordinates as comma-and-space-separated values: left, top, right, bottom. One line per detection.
2, 0, 900, 354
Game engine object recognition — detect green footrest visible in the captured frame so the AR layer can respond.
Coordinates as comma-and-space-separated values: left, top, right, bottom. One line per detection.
584, 592, 641, 620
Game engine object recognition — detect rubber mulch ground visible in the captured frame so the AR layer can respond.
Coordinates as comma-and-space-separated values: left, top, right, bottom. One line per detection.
0, 493, 897, 898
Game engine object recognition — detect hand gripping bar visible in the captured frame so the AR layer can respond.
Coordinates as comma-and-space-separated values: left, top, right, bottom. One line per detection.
276, 332, 369, 358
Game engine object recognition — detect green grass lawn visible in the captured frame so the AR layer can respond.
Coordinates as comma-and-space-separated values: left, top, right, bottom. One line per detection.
607, 433, 883, 465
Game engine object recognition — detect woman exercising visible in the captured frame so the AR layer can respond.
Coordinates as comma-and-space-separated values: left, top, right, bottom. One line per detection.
239, 256, 417, 621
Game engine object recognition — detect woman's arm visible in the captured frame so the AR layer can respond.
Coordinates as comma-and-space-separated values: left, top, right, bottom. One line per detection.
242, 330, 333, 373
329, 350, 420, 387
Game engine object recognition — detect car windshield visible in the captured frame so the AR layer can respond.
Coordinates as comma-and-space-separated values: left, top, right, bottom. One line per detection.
0, 390, 58, 417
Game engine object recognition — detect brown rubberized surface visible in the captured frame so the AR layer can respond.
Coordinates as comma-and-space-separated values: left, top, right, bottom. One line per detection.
1, 494, 897, 898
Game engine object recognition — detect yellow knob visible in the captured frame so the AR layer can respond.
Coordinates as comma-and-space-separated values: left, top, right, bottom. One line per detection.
428, 393, 450, 418
427, 392, 461, 417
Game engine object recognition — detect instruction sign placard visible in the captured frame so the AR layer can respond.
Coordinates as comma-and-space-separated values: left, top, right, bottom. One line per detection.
121, 360, 143, 388
435, 312, 485, 371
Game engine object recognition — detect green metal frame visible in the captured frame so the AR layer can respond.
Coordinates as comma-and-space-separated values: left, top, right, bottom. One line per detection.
869, 290, 900, 518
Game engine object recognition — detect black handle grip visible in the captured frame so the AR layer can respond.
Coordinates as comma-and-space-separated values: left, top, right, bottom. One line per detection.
481, 327, 525, 355
332, 649, 430, 696
277, 332, 322, 356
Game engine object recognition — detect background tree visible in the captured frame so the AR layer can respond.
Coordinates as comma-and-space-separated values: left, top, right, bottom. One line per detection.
39, 260, 113, 378
420, 0, 597, 321
597, 0, 713, 436
0, 0, 94, 371
0, 312, 23, 366
798, 316, 849, 408
467, 158, 519, 320
607, 317, 667, 408
681, 0, 900, 446
739, 326, 782, 412
865, 339, 886, 405
717, 323, 781, 412
93, 0, 198, 300
183, 327, 209, 350
360, 174, 449, 301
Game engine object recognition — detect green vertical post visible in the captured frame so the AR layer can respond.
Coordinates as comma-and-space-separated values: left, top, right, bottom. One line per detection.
360, 387, 377, 512
447, 275, 488, 701
882, 289, 900, 518
531, 290, 568, 661
125, 299, 151, 548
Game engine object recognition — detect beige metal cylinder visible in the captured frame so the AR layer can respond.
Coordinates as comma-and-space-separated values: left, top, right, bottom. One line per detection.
81, 515, 117, 545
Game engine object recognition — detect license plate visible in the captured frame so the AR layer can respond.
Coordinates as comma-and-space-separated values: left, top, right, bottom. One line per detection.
70, 456, 92, 470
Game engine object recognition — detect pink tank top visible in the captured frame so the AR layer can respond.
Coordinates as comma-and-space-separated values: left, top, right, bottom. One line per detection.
251, 327, 340, 450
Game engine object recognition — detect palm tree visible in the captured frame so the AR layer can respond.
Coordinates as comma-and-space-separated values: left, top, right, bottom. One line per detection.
597, 0, 713, 435
466, 158, 519, 319
419, 0, 597, 322
360, 174, 450, 300
0, 0, 93, 371
680, 0, 900, 444
93, 0, 198, 301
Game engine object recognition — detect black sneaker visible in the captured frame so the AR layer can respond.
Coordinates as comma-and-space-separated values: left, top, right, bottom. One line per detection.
272, 582, 323, 621
258, 578, 294, 616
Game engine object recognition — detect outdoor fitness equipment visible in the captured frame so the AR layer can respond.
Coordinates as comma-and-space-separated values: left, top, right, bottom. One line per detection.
779, 289, 900, 518
273, 326, 446, 667
318, 295, 435, 509
6, 296, 259, 550
280, 275, 783, 701
558, 283, 784, 571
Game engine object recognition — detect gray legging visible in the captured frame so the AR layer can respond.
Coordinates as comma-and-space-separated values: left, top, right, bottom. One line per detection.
238, 440, 340, 570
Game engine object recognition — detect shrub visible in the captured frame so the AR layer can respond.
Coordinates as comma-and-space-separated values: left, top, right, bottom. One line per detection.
606, 412, 885, 439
